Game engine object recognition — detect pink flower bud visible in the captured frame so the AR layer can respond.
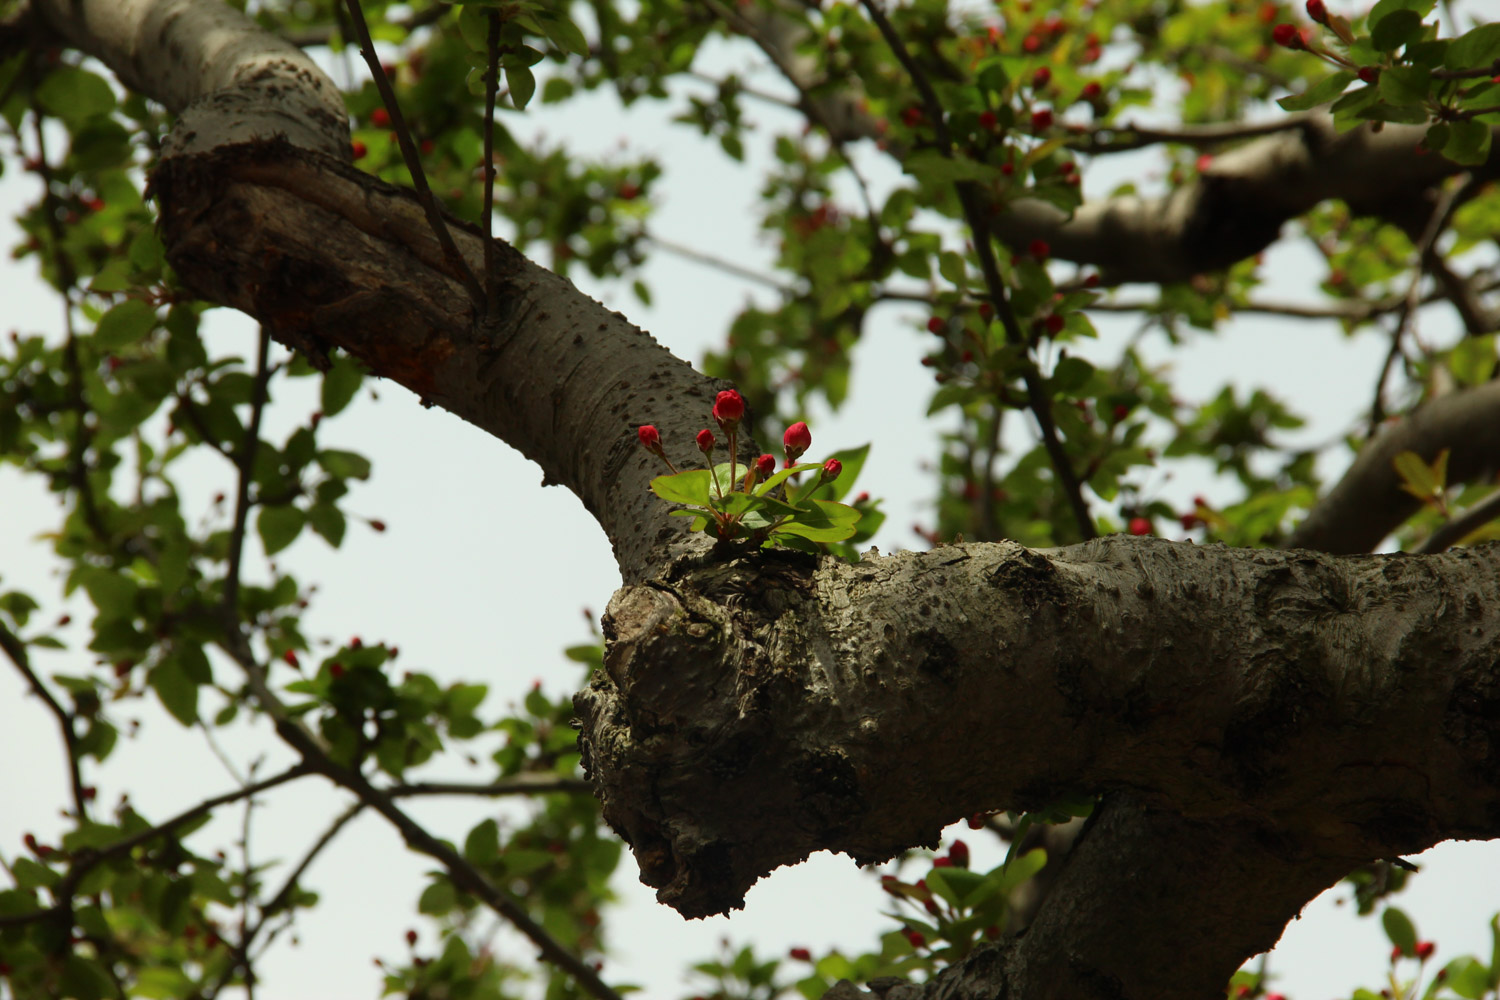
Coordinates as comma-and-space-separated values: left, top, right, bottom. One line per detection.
756, 454, 775, 478
783, 421, 812, 465
637, 425, 661, 450
821, 458, 843, 482
713, 389, 745, 428
696, 429, 716, 453
1304, 0, 1326, 23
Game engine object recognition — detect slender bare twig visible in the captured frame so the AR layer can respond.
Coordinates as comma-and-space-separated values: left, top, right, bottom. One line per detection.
1417, 488, 1500, 554
858, 0, 1095, 540
1078, 115, 1314, 155
340, 0, 485, 309
1368, 174, 1477, 433
389, 775, 594, 797
645, 234, 793, 291
0, 764, 313, 929
224, 327, 272, 621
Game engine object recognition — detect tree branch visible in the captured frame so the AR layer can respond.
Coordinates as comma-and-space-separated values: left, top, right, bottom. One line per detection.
1419, 487, 1500, 554
1288, 380, 1500, 553
0, 622, 88, 822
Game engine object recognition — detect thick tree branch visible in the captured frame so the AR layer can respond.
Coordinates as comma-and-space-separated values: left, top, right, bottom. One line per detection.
1288, 380, 1500, 553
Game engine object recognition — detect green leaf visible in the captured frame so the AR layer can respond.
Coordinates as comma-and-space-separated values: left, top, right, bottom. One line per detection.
773, 500, 860, 542
307, 503, 347, 547
94, 299, 157, 350
1371, 9, 1427, 52
1382, 906, 1418, 953
1443, 958, 1492, 1000
318, 449, 372, 480
1277, 70, 1355, 111
321, 353, 364, 416
1439, 120, 1492, 166
651, 469, 713, 506
1051, 356, 1095, 394
1445, 21, 1500, 69
1378, 65, 1431, 106
464, 818, 501, 865
60, 955, 115, 1000
507, 64, 536, 109
148, 658, 199, 725
904, 150, 1003, 185
36, 66, 116, 124
257, 504, 306, 556
541, 13, 590, 56
134, 966, 195, 999
418, 877, 457, 915
753, 462, 821, 497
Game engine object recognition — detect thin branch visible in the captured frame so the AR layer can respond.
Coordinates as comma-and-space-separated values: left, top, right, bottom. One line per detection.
1418, 488, 1500, 554
281, 2, 448, 47
645, 234, 794, 291
1079, 115, 1314, 155
389, 775, 595, 797
1368, 173, 1476, 433
223, 326, 272, 621
858, 0, 1095, 540
0, 622, 88, 820
339, 0, 485, 309
0, 763, 312, 929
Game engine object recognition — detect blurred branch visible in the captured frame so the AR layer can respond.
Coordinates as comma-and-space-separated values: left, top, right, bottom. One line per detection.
0, 763, 312, 930
223, 327, 272, 622
390, 775, 594, 797
1418, 488, 1500, 554
0, 622, 88, 822
1079, 114, 1315, 154
645, 233, 793, 291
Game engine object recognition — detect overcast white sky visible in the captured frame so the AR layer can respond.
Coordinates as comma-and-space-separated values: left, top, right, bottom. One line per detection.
2, 12, 1497, 1000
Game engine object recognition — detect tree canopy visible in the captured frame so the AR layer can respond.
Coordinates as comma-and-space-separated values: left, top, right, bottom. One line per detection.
2, 0, 1500, 999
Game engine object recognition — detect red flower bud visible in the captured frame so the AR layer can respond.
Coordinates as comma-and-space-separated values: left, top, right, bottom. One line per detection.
283, 649, 300, 668
789, 947, 812, 962
927, 316, 946, 334
329, 662, 346, 678
638, 425, 661, 451
932, 856, 953, 868
978, 110, 998, 130
406, 929, 418, 947
369, 519, 386, 532
1032, 66, 1051, 88
1305, 0, 1327, 23
696, 428, 716, 453
821, 458, 843, 482
1128, 517, 1152, 536
1080, 81, 1102, 100
948, 839, 970, 867
783, 421, 812, 464
1271, 22, 1303, 48
756, 454, 775, 478
1358, 66, 1379, 84
1044, 313, 1066, 334
904, 929, 926, 949
371, 106, 391, 127
1029, 238, 1051, 260
1030, 107, 1054, 130
1416, 941, 1435, 960
712, 389, 745, 426
967, 813, 986, 829
351, 140, 368, 159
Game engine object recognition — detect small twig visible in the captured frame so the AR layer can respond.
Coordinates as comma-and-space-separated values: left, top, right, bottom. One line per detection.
224, 327, 272, 622
645, 234, 792, 291
339, 0, 485, 309
389, 775, 594, 797
1417, 488, 1500, 554
1368, 174, 1476, 434
0, 623, 88, 820
0, 763, 312, 929
858, 0, 1095, 540
1079, 115, 1314, 154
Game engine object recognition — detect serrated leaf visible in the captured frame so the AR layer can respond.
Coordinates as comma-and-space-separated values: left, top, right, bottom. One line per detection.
1378, 65, 1431, 106
257, 504, 306, 556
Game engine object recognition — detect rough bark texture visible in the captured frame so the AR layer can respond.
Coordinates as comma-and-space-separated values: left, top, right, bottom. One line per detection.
575, 538, 1500, 990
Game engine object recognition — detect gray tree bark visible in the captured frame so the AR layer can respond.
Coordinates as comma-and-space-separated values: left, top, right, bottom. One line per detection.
32, 2, 1500, 999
